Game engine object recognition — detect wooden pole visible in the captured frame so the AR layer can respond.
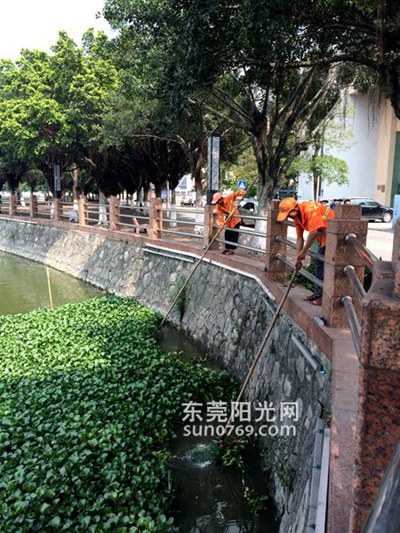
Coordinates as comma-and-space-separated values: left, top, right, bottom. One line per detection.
159, 177, 258, 329
220, 270, 298, 442
46, 266, 54, 309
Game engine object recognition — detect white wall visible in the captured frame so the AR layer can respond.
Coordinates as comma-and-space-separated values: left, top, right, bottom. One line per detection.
298, 93, 380, 201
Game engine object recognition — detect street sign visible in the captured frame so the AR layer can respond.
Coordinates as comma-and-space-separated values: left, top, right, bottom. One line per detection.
238, 180, 247, 190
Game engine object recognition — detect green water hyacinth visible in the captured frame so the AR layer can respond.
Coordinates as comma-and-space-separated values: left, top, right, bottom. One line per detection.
0, 296, 236, 531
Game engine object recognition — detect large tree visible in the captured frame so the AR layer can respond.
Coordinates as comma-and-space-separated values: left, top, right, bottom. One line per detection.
104, 0, 352, 207
266, 0, 400, 118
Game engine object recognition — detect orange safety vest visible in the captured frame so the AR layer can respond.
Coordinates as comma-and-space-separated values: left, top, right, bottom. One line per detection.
216, 190, 246, 228
294, 201, 335, 248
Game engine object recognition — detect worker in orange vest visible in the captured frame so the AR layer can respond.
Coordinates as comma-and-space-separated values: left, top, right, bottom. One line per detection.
212, 190, 246, 255
277, 197, 335, 305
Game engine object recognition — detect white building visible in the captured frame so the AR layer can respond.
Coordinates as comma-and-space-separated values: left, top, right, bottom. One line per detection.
298, 91, 400, 207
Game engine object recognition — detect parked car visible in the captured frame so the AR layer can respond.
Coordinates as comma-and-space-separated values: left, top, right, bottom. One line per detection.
238, 199, 259, 227
180, 193, 196, 206
321, 197, 393, 222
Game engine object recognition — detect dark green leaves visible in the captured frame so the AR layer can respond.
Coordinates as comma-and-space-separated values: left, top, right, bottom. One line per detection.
0, 296, 235, 530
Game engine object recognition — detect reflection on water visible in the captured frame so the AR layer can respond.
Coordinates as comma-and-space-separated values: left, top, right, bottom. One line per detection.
159, 324, 278, 532
170, 430, 278, 533
0, 251, 102, 315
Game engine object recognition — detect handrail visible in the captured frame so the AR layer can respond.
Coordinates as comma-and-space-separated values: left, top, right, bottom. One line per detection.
212, 223, 266, 239
341, 296, 361, 359
364, 439, 400, 533
345, 233, 378, 268
275, 235, 325, 263
275, 254, 323, 288
343, 265, 366, 306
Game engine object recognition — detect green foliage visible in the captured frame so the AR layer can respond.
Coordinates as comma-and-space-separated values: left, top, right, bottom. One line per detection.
261, 445, 295, 491
0, 296, 236, 530
0, 31, 118, 193
173, 277, 187, 314
222, 146, 258, 197
219, 438, 269, 515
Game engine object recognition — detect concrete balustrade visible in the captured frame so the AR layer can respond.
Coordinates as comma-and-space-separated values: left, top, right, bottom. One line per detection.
53, 199, 62, 221
78, 195, 87, 226
9, 194, 16, 216
149, 198, 162, 239
202, 204, 219, 250
109, 196, 120, 231
323, 204, 368, 327
350, 222, 400, 532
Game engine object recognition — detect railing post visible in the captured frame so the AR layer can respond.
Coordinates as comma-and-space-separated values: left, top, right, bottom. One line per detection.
9, 194, 16, 216
78, 195, 87, 226
149, 198, 162, 239
203, 204, 219, 249
109, 196, 120, 231
53, 199, 61, 221
322, 204, 367, 327
351, 256, 400, 531
29, 194, 37, 219
266, 200, 288, 281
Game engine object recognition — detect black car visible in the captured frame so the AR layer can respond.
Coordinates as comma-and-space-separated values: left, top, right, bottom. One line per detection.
321, 197, 393, 223
238, 199, 259, 227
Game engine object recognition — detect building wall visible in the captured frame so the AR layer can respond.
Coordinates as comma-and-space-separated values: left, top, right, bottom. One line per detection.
373, 99, 399, 206
299, 93, 382, 202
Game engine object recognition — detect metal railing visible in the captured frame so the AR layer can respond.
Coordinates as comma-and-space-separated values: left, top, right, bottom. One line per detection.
156, 206, 204, 241
341, 296, 361, 358
275, 253, 324, 288
342, 235, 378, 357
213, 212, 268, 255
345, 233, 379, 268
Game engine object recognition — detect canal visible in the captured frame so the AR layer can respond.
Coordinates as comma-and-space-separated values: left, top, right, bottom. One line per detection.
0, 251, 101, 315
0, 251, 278, 532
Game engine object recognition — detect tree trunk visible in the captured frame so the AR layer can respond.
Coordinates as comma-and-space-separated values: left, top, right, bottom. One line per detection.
311, 142, 321, 201
71, 167, 79, 202
192, 134, 207, 206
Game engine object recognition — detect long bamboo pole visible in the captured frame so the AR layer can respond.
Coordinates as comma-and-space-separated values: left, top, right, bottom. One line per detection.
46, 266, 54, 309
220, 269, 298, 442
159, 177, 258, 329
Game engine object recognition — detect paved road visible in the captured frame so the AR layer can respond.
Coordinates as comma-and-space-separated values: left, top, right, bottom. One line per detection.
366, 222, 394, 261
287, 222, 394, 261
168, 207, 396, 261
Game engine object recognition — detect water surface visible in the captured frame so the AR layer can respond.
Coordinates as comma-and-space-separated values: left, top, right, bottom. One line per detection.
0, 251, 102, 315
159, 325, 278, 532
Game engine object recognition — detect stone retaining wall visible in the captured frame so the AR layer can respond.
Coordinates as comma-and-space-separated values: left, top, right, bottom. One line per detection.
0, 219, 331, 533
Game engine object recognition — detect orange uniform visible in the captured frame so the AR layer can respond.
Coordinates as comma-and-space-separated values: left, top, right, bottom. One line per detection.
216, 190, 246, 228
294, 201, 335, 248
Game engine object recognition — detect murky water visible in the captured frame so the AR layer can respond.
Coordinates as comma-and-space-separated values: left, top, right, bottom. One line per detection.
0, 251, 102, 315
159, 325, 278, 532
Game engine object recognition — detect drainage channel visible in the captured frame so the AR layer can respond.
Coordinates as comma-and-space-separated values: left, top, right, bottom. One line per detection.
158, 325, 279, 532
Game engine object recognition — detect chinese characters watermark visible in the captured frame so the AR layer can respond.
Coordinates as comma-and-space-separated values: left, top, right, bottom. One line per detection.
182, 401, 298, 438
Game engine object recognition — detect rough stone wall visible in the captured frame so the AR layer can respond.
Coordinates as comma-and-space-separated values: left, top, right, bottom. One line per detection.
0, 220, 331, 532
